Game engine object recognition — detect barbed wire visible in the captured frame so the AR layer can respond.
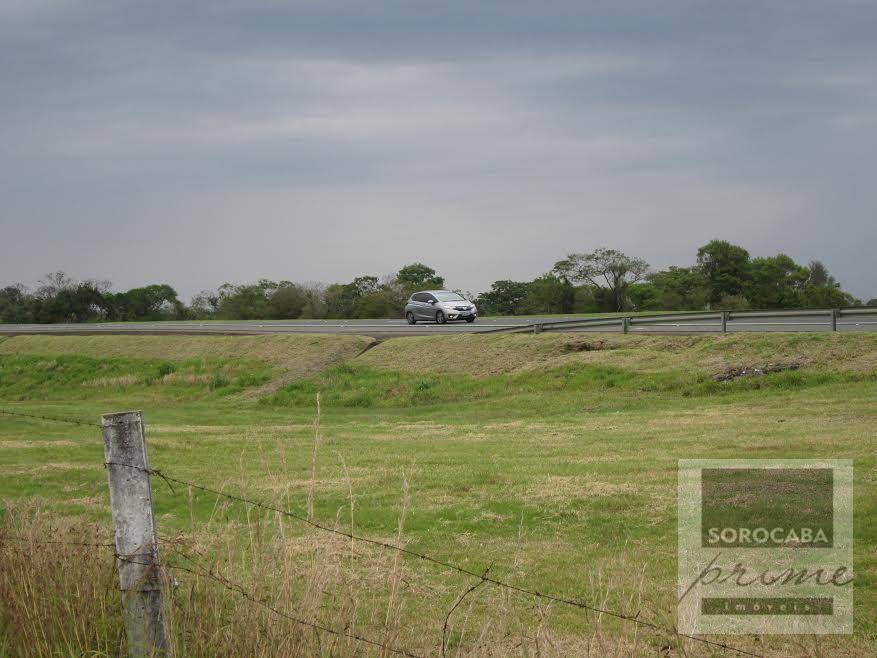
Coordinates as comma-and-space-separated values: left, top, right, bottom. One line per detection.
0, 533, 422, 657
0, 409, 761, 656
0, 408, 100, 428
0, 533, 115, 548
105, 460, 761, 657
154, 542, 423, 658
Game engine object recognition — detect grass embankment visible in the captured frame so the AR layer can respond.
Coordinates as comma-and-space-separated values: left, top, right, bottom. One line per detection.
1, 332, 875, 656
0, 334, 373, 394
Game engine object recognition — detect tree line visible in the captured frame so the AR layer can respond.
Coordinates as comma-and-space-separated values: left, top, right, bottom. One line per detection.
478, 241, 871, 315
0, 241, 872, 323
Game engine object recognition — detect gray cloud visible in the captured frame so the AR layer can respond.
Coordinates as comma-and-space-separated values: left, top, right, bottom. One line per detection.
1, 1, 875, 299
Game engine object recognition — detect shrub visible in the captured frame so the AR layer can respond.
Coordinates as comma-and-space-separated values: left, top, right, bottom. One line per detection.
717, 294, 751, 310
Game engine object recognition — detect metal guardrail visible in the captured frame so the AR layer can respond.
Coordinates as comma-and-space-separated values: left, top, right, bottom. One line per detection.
483, 307, 877, 335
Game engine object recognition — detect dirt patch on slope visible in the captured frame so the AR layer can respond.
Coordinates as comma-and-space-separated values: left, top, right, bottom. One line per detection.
560, 338, 611, 352
713, 361, 806, 382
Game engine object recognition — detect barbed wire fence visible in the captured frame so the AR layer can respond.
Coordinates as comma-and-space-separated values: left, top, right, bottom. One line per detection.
0, 407, 763, 657
0, 533, 421, 657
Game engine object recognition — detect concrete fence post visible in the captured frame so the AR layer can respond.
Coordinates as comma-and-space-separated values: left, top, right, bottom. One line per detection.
102, 411, 171, 658
721, 311, 728, 333
622, 317, 630, 334
831, 309, 838, 332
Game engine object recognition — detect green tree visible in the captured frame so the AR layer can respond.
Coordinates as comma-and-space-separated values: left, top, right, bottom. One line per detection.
355, 287, 405, 318
396, 263, 444, 290
801, 284, 855, 309
572, 285, 601, 313
350, 276, 380, 297
746, 254, 809, 308
807, 260, 836, 288
323, 283, 352, 318
34, 281, 108, 323
647, 266, 709, 310
0, 285, 34, 323
696, 240, 751, 305
215, 281, 275, 319
110, 284, 182, 320
627, 282, 661, 311
298, 283, 328, 319
553, 248, 649, 311
268, 284, 307, 319
324, 276, 383, 318
28, 272, 111, 322
523, 274, 575, 314
799, 260, 856, 308
476, 280, 530, 315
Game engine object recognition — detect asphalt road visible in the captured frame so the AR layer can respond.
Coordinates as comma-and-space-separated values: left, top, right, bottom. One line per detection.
1, 313, 875, 338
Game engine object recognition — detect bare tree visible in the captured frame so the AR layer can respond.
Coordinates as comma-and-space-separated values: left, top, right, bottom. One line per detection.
35, 271, 75, 299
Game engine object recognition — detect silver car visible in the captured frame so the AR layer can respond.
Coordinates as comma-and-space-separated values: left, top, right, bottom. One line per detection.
405, 290, 477, 324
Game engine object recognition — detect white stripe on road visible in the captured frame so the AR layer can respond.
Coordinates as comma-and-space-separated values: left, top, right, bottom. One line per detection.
631, 321, 877, 327
2, 320, 875, 334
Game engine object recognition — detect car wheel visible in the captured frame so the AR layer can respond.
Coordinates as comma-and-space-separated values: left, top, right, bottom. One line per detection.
406, 312, 416, 325
435, 310, 446, 324
465, 316, 475, 323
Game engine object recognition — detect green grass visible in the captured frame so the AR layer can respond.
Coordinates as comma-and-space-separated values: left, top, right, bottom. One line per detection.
0, 353, 275, 400
1, 333, 875, 656
262, 360, 871, 411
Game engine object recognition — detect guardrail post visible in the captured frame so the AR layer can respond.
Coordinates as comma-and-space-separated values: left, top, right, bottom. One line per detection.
533, 323, 543, 334
721, 311, 728, 333
830, 308, 838, 332
622, 317, 630, 334
102, 411, 171, 658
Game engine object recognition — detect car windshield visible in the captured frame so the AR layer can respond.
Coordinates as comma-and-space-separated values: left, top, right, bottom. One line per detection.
434, 292, 465, 302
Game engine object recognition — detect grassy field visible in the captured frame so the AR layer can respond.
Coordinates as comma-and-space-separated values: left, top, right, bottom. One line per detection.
0, 332, 875, 656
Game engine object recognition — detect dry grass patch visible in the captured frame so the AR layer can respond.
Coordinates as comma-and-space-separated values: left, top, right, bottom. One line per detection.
160, 371, 212, 385
64, 496, 103, 508
366, 421, 459, 440
0, 439, 78, 449
1, 462, 97, 476
82, 374, 140, 387
150, 424, 243, 434
524, 476, 637, 504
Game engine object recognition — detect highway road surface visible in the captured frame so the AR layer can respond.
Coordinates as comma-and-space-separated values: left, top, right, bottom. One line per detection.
1, 312, 875, 338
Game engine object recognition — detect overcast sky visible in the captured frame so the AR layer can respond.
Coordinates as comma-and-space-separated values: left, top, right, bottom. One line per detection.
2, 1, 875, 300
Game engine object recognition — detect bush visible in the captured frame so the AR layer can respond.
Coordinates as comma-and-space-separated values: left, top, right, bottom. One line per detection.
269, 285, 306, 319
717, 294, 751, 311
